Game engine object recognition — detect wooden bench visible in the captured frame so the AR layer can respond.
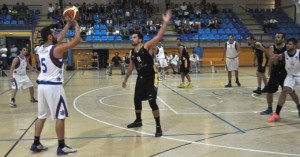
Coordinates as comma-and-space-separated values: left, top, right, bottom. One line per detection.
198, 58, 225, 73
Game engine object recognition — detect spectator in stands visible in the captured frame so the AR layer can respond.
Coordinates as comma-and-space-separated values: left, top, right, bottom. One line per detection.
123, 52, 131, 65
189, 51, 200, 73
25, 44, 31, 64
174, 17, 181, 31
9, 44, 18, 64
11, 7, 18, 20
121, 24, 128, 36
134, 22, 140, 31
180, 2, 187, 12
125, 9, 130, 21
194, 5, 202, 18
207, 18, 215, 29
195, 18, 201, 29
15, 3, 20, 12
54, 3, 61, 15
1, 4, 9, 15
114, 25, 120, 35
211, 3, 218, 14
154, 17, 161, 30
20, 2, 28, 16
108, 52, 125, 76
0, 44, 8, 70
86, 24, 94, 36
150, 24, 157, 34
106, 25, 114, 35
106, 16, 113, 26
269, 17, 278, 28
201, 0, 206, 6
168, 51, 179, 74
18, 14, 28, 25
93, 3, 99, 13
214, 16, 221, 29
47, 3, 54, 19
87, 4, 93, 16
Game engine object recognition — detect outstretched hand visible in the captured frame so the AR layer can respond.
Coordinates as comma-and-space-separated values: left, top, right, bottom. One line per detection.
65, 16, 78, 26
122, 81, 127, 88
162, 9, 172, 23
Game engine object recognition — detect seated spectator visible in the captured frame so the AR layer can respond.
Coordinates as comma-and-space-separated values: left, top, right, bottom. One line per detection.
47, 3, 54, 19
207, 18, 215, 29
106, 25, 114, 35
114, 25, 120, 35
108, 52, 125, 76
195, 18, 201, 29
189, 51, 200, 73
153, 17, 161, 30
121, 24, 128, 36
174, 17, 181, 31
213, 16, 221, 29
269, 17, 278, 28
168, 51, 179, 74
122, 52, 131, 65
11, 7, 18, 20
9, 44, 18, 64
54, 3, 61, 15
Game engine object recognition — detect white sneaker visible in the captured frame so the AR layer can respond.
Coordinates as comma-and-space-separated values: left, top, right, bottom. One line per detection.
57, 145, 77, 155
9, 101, 17, 108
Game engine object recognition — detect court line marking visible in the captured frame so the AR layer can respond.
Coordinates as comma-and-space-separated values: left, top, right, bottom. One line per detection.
251, 93, 294, 102
162, 84, 245, 133
73, 86, 300, 156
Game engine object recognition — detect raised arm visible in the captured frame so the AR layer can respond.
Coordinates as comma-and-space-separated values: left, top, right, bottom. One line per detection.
53, 20, 80, 58
56, 22, 71, 43
143, 10, 172, 50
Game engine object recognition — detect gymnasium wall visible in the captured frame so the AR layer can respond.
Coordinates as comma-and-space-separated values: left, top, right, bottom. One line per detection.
71, 47, 254, 69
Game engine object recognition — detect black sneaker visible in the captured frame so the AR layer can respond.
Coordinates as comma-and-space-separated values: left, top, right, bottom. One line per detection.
127, 120, 142, 128
253, 87, 262, 94
155, 126, 162, 137
30, 97, 38, 103
236, 81, 241, 87
261, 86, 267, 93
297, 105, 300, 118
225, 83, 232, 88
260, 108, 273, 115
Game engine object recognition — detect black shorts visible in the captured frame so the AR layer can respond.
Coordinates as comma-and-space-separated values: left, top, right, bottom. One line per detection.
180, 59, 190, 74
257, 64, 266, 73
134, 75, 158, 101
264, 71, 286, 93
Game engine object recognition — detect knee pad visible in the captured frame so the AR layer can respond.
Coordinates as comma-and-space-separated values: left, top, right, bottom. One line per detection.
148, 98, 159, 111
134, 98, 142, 110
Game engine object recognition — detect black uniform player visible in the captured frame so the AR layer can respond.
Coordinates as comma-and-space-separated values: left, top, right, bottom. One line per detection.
122, 10, 172, 137
247, 35, 268, 94
261, 33, 300, 115
177, 38, 192, 88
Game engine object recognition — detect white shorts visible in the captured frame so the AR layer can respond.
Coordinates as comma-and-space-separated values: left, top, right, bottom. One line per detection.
226, 58, 239, 71
284, 75, 300, 91
37, 84, 68, 119
170, 60, 178, 66
157, 58, 168, 68
12, 75, 33, 89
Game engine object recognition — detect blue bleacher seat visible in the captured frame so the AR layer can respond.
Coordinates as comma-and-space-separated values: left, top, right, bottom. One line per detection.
94, 36, 100, 42
11, 20, 17, 25
211, 29, 217, 34
225, 29, 231, 34
228, 23, 234, 29
204, 29, 210, 35
235, 34, 241, 40
215, 34, 221, 40
198, 29, 204, 34
143, 35, 150, 41
94, 30, 101, 36
108, 35, 114, 41
180, 34, 187, 41
35, 9, 40, 14
208, 34, 215, 40
100, 25, 106, 30
4, 20, 10, 25
218, 29, 225, 34
100, 30, 106, 36
221, 23, 227, 29
201, 35, 207, 40
231, 29, 238, 34
194, 34, 199, 40
18, 20, 24, 25
115, 35, 122, 41
87, 36, 94, 42
222, 34, 228, 40
101, 36, 107, 41
187, 34, 193, 41
94, 25, 100, 30
6, 15, 11, 20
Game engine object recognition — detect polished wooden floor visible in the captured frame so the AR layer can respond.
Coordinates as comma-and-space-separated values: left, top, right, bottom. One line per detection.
1, 67, 300, 157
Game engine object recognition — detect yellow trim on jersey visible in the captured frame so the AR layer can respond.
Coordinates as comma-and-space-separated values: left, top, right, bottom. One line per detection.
262, 54, 267, 66
154, 73, 159, 88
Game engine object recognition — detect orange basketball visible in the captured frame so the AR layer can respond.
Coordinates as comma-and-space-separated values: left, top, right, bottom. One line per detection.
63, 6, 79, 20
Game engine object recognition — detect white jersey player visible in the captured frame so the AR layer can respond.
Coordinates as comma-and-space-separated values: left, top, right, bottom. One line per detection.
9, 47, 38, 108
268, 38, 300, 122
156, 42, 168, 80
222, 34, 241, 87
30, 18, 80, 155
189, 52, 200, 73
168, 51, 179, 74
